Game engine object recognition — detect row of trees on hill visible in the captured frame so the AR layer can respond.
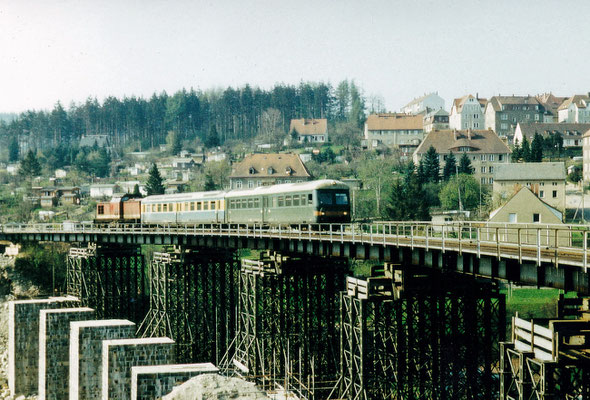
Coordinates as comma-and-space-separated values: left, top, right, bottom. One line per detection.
512, 132, 564, 162
0, 80, 376, 158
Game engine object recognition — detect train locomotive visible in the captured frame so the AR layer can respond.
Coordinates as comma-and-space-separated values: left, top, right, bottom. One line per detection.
95, 179, 351, 226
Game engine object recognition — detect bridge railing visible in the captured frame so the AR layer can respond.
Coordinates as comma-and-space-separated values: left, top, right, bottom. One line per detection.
2, 221, 590, 268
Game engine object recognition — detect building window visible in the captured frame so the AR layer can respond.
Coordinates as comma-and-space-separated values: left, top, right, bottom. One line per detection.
552, 190, 557, 198
489, 177, 493, 183
481, 177, 486, 184
248, 181, 254, 188
501, 114, 508, 120
552, 182, 557, 186
474, 114, 478, 119
489, 166, 494, 173
501, 123, 508, 130
540, 190, 544, 198
236, 181, 242, 189
481, 167, 486, 173
480, 154, 486, 161
535, 114, 539, 121
509, 213, 517, 223
533, 213, 540, 223
499, 155, 504, 161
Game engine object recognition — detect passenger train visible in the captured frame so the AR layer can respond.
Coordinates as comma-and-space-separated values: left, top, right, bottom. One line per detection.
95, 180, 351, 226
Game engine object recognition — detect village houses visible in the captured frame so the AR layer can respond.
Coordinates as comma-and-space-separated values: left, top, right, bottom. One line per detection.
484, 96, 545, 139
513, 122, 590, 148
558, 94, 590, 123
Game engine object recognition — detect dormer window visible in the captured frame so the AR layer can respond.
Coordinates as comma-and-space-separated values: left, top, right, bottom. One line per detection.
268, 167, 274, 175
249, 167, 256, 175
285, 166, 293, 175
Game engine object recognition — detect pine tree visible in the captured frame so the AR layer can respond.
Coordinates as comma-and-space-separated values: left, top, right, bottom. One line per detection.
458, 152, 474, 174
531, 132, 543, 162
442, 151, 457, 181
19, 150, 41, 178
422, 146, 440, 183
8, 137, 19, 162
205, 125, 220, 148
512, 143, 522, 162
521, 136, 531, 162
145, 164, 165, 195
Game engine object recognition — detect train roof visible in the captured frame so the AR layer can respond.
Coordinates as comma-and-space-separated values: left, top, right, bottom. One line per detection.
142, 190, 226, 204
226, 179, 349, 197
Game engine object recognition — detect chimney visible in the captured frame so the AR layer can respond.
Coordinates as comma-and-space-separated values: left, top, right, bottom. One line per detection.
453, 129, 458, 140
476, 92, 479, 100
467, 128, 472, 140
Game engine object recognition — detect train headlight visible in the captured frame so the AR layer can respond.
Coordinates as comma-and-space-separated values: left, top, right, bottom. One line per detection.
343, 212, 348, 215
321, 212, 325, 216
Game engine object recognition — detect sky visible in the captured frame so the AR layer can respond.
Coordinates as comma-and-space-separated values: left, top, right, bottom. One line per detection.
1, 0, 589, 113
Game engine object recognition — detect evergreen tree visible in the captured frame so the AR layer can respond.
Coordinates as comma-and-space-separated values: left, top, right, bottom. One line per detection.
422, 146, 440, 183
132, 184, 142, 197
531, 132, 543, 162
512, 143, 522, 162
385, 173, 429, 221
205, 125, 220, 148
416, 159, 426, 185
458, 152, 474, 174
521, 136, 531, 162
8, 137, 19, 162
19, 150, 41, 178
145, 164, 165, 195
442, 151, 457, 181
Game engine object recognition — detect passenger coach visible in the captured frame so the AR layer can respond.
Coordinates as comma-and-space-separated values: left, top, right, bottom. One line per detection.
141, 190, 226, 224
225, 180, 350, 225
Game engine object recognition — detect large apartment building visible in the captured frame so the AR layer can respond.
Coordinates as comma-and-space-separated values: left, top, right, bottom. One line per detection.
363, 113, 424, 155
484, 96, 545, 139
413, 129, 511, 186
449, 94, 487, 130
399, 92, 445, 115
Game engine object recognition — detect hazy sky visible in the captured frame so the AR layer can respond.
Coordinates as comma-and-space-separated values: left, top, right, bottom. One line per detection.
1, 0, 589, 113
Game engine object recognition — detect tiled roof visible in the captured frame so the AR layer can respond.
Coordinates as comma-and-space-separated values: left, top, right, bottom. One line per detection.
487, 96, 541, 112
365, 113, 423, 131
414, 129, 511, 155
558, 94, 590, 111
517, 122, 590, 141
493, 162, 565, 181
230, 153, 311, 178
452, 95, 487, 113
289, 119, 327, 135
489, 186, 562, 221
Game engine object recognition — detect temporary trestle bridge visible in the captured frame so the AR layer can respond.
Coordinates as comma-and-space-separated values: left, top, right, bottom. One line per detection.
5, 221, 590, 398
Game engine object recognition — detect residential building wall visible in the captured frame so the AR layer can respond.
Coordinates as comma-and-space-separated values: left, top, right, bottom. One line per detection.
485, 97, 544, 138
493, 178, 565, 213
449, 96, 485, 130
400, 93, 445, 115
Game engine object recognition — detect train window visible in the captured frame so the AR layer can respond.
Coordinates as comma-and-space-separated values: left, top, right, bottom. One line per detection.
272, 197, 277, 207
185, 202, 189, 211
335, 193, 349, 205
241, 199, 247, 209
197, 202, 202, 211
169, 203, 173, 211
278, 196, 284, 207
285, 196, 292, 207
157, 204, 162, 212
254, 198, 260, 208
211, 201, 216, 210
308, 194, 313, 205
293, 196, 300, 206
163, 204, 168, 212
98, 205, 104, 215
190, 202, 195, 211
318, 192, 333, 205
248, 198, 254, 208
204, 202, 209, 211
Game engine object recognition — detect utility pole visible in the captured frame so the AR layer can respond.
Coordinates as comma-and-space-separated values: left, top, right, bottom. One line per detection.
456, 165, 463, 212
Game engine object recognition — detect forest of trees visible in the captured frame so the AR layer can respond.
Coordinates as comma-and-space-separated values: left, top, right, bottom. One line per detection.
0, 80, 378, 157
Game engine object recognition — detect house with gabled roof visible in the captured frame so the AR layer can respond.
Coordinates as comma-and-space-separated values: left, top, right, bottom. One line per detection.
449, 94, 487, 131
289, 119, 328, 144
492, 162, 566, 213
484, 96, 545, 139
229, 153, 311, 189
488, 186, 568, 246
363, 113, 424, 154
413, 129, 511, 185
423, 109, 449, 132
536, 93, 567, 123
514, 122, 590, 148
558, 94, 590, 123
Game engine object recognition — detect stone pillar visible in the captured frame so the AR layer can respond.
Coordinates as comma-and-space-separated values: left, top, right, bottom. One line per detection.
70, 319, 137, 400
102, 337, 175, 400
130, 363, 219, 400
38, 307, 95, 400
8, 296, 79, 397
